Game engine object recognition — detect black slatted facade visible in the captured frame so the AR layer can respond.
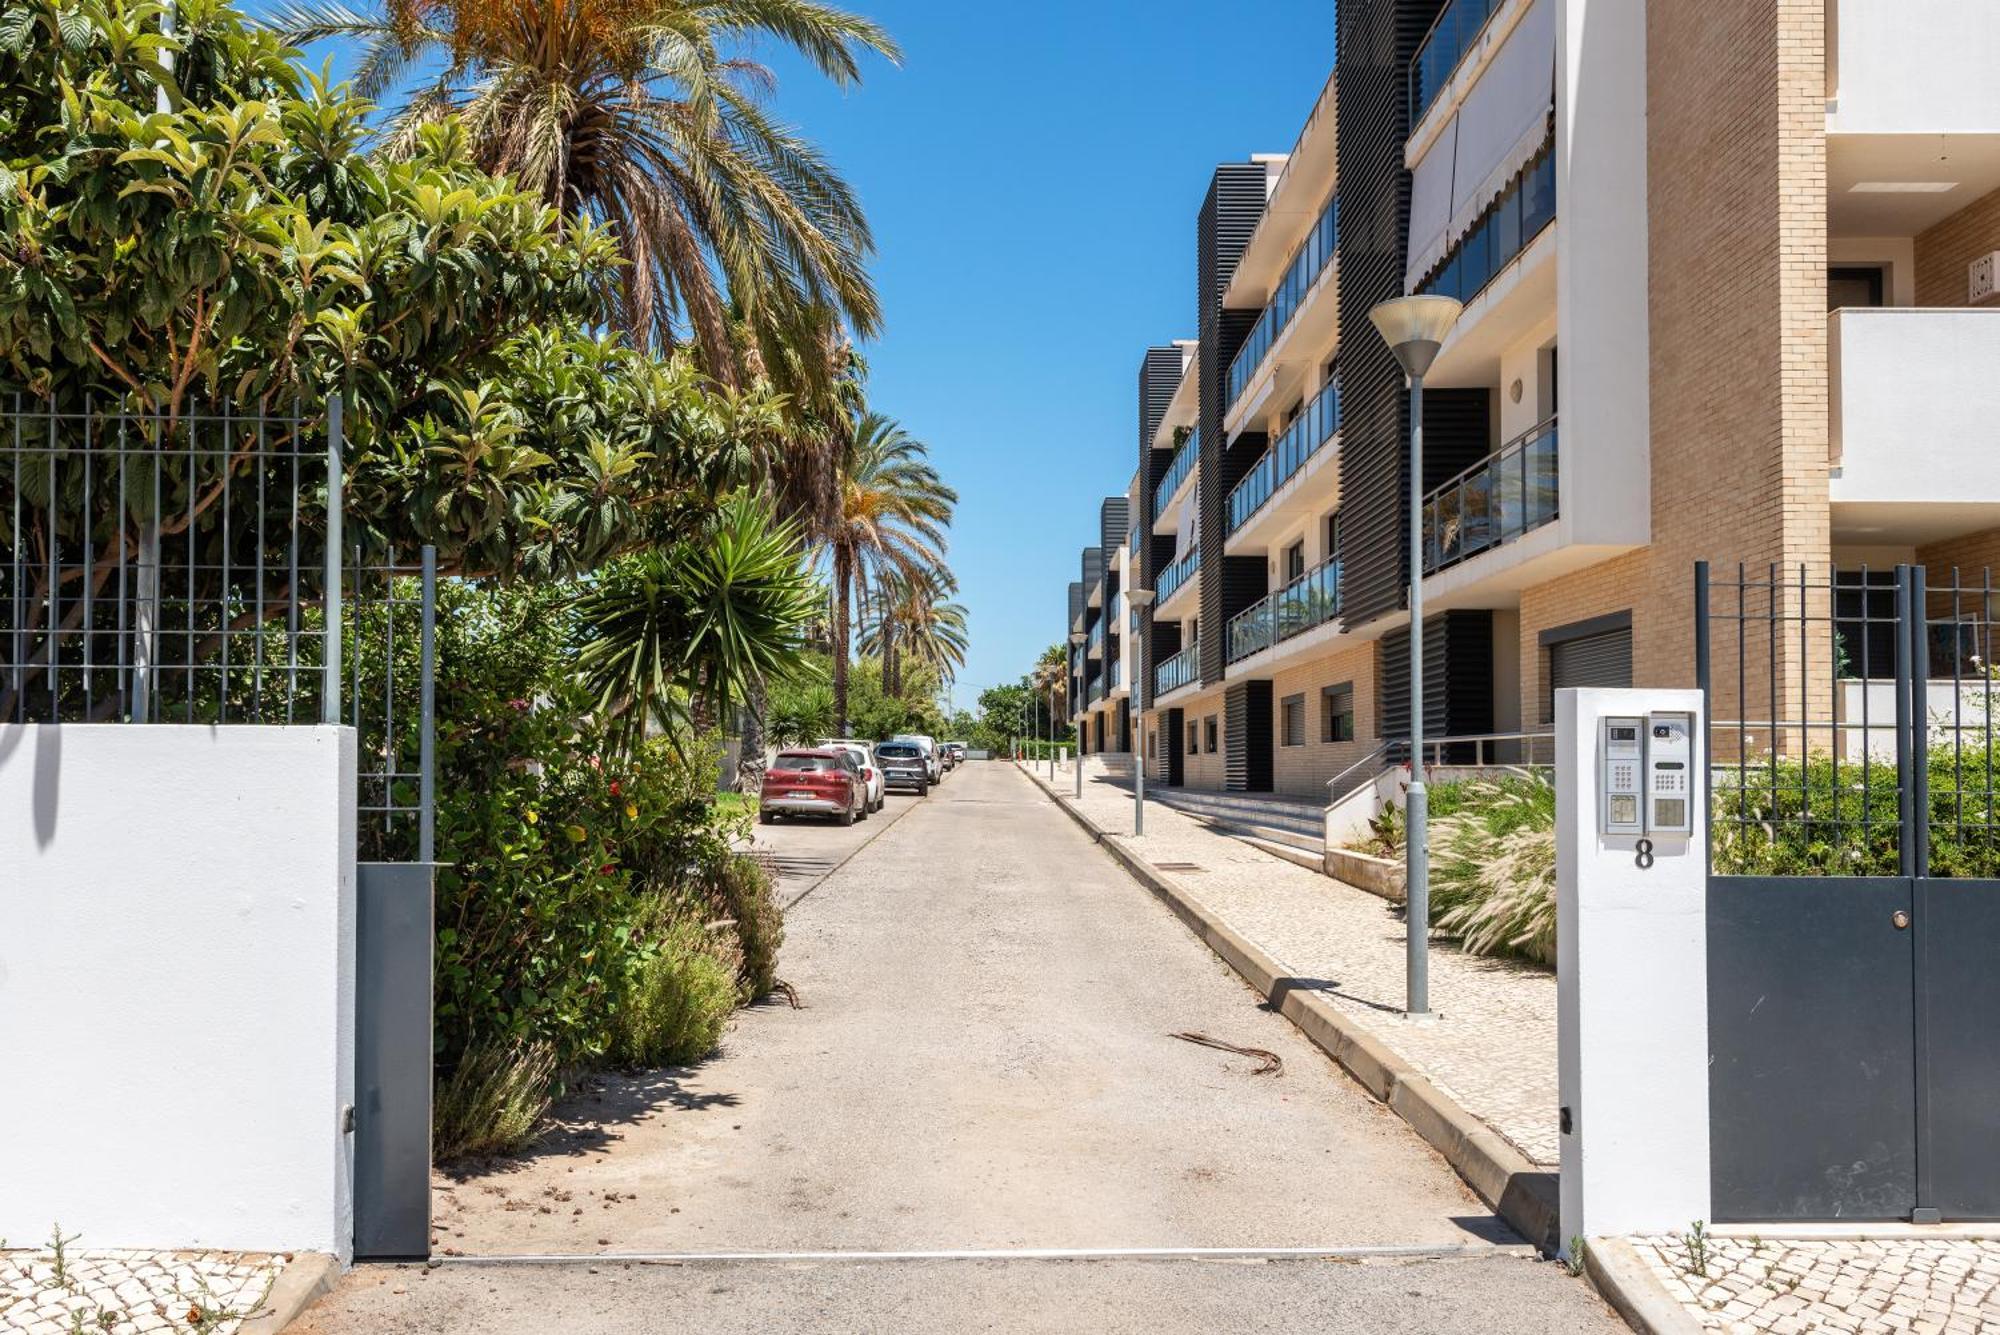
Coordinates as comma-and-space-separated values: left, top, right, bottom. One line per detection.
1377, 611, 1496, 760
1100, 497, 1129, 705
1165, 707, 1185, 786
1197, 164, 1271, 687
1335, 0, 1448, 628
1224, 681, 1274, 792
1137, 345, 1186, 714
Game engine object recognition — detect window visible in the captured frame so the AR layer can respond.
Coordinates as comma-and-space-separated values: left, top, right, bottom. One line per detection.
1828, 266, 1885, 312
1187, 720, 1199, 755
1284, 540, 1306, 582
1204, 715, 1219, 753
1281, 694, 1306, 747
1322, 683, 1356, 743
1325, 511, 1341, 560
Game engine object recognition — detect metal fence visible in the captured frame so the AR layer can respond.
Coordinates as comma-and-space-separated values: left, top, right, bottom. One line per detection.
1695, 560, 2000, 876
0, 393, 432, 855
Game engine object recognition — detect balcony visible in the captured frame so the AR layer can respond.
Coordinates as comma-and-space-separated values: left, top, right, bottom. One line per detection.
1228, 377, 1342, 533
1155, 642, 1198, 698
1226, 558, 1341, 664
1086, 619, 1105, 658
1416, 143, 1552, 306
1830, 309, 2000, 524
1410, 0, 1502, 127
1828, 0, 2000, 136
1421, 417, 1558, 576
1224, 193, 1339, 414
1154, 544, 1201, 608
1153, 430, 1198, 522
1109, 659, 1123, 693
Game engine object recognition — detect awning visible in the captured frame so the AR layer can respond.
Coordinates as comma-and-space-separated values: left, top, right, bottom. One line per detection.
1404, 0, 1555, 292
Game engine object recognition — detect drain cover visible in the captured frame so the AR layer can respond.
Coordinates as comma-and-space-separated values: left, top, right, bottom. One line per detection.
1154, 861, 1206, 873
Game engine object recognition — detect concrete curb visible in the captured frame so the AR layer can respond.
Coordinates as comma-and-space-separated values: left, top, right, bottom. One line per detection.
1583, 1239, 1706, 1335
1019, 763, 1559, 1256
240, 1251, 341, 1333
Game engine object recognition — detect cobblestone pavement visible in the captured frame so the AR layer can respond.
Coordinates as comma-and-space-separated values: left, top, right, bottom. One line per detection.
1631, 1235, 2000, 1333
0, 1245, 281, 1334
1036, 761, 1559, 1165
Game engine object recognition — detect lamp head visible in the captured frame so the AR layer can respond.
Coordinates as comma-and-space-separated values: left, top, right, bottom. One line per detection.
1368, 294, 1464, 380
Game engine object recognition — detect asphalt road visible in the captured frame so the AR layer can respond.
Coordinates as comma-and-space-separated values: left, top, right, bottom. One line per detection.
299, 761, 1620, 1333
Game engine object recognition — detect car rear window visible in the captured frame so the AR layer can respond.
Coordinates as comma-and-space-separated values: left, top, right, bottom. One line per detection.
875, 743, 921, 760
774, 753, 839, 772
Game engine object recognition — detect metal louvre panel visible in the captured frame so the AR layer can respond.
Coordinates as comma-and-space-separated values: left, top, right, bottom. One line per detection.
1224, 680, 1273, 792
1337, 0, 1448, 628
1099, 497, 1130, 558
1549, 627, 1633, 694
1137, 345, 1185, 711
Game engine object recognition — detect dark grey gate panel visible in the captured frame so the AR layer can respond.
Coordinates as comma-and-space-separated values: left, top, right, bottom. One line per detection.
1708, 876, 1916, 1222
354, 862, 435, 1260
1916, 878, 2000, 1219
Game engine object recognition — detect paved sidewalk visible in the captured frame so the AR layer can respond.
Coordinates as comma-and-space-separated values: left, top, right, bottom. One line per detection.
1, 1245, 283, 1334
1034, 760, 1559, 1168
1630, 1234, 2000, 1334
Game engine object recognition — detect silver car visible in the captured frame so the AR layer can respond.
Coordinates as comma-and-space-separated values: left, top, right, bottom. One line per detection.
873, 740, 930, 795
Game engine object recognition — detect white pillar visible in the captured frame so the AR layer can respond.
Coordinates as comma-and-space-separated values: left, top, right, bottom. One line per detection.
1557, 687, 1709, 1252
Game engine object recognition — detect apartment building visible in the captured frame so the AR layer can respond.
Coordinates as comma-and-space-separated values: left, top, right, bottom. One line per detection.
1067, 0, 2000, 800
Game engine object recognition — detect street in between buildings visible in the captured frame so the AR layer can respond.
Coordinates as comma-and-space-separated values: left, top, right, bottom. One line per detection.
298, 761, 1620, 1334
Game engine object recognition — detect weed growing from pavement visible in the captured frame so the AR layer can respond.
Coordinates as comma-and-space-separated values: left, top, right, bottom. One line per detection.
1564, 1237, 1587, 1277
14, 1226, 273, 1334
1681, 1220, 1711, 1279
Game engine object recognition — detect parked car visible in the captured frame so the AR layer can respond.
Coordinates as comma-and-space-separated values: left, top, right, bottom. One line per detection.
818, 739, 886, 813
874, 740, 931, 795
892, 733, 943, 783
942, 741, 968, 767
759, 748, 866, 825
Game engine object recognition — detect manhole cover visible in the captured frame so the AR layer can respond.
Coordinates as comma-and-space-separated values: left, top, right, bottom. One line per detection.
1155, 862, 1206, 873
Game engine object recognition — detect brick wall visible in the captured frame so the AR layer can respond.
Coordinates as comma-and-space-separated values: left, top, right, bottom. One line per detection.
1512, 0, 1830, 745
1915, 185, 2000, 308
1269, 640, 1380, 798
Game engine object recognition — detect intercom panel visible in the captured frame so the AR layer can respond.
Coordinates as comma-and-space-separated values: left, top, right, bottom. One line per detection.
1599, 716, 1645, 836
1646, 712, 1694, 836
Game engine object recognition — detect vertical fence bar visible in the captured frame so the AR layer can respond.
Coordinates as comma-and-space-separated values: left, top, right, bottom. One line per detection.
1910, 564, 1931, 880
1695, 561, 1711, 874
419, 545, 436, 865
323, 395, 343, 726
1896, 566, 1916, 880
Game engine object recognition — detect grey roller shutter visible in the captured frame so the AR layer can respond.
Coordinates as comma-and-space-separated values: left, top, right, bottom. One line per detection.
1550, 627, 1633, 694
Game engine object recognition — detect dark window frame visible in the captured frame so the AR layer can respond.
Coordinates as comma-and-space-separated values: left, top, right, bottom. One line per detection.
1280, 693, 1307, 748
1321, 681, 1356, 743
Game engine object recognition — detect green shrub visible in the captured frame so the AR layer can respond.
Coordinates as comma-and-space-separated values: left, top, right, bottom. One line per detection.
713, 855, 784, 999
433, 1038, 559, 1159
1429, 775, 1558, 967
613, 918, 736, 1068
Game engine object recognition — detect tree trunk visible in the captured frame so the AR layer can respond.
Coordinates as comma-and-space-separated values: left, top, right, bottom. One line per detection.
737, 672, 769, 793
832, 544, 853, 734
882, 605, 898, 696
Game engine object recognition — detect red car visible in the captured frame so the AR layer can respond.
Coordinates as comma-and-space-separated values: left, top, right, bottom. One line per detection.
759, 748, 866, 826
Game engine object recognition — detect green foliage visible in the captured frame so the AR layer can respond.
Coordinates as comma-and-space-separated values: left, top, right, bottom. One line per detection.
770, 649, 942, 744
713, 855, 784, 1000
432, 1037, 559, 1160
1429, 775, 1559, 967
612, 918, 736, 1069
766, 676, 836, 747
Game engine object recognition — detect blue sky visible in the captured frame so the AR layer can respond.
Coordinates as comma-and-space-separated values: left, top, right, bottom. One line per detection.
272, 0, 1336, 712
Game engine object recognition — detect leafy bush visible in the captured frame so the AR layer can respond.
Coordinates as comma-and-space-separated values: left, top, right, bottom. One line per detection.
433, 1038, 560, 1160
612, 918, 737, 1068
1429, 775, 1559, 967
713, 855, 784, 999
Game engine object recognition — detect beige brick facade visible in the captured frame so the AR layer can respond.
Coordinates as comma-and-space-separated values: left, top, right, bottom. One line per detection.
1915, 185, 2000, 308
1269, 640, 1380, 798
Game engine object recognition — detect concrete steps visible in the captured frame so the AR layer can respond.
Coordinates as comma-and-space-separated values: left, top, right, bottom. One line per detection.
1147, 787, 1326, 856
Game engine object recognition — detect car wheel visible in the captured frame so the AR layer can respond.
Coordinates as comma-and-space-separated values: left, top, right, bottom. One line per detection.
759, 810, 775, 825
839, 803, 856, 827
916, 781, 929, 798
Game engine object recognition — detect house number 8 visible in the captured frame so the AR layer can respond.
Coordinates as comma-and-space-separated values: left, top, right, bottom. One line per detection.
1635, 838, 1655, 870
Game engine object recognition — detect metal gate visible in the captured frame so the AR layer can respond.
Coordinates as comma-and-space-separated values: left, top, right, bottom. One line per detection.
1697, 561, 2000, 1223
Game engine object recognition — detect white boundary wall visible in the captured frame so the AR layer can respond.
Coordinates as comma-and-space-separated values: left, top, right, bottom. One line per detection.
0, 725, 357, 1260
1556, 689, 1709, 1251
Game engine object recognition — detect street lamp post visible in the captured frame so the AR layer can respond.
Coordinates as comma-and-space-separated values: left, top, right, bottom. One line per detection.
1068, 629, 1087, 798
1126, 588, 1157, 835
1367, 293, 1463, 1020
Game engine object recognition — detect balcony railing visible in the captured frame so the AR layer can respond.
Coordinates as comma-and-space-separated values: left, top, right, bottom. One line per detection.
1086, 619, 1105, 657
1109, 659, 1123, 691
1421, 417, 1558, 575
1155, 642, 1198, 698
1225, 193, 1340, 413
1417, 143, 1553, 306
1155, 544, 1201, 606
1226, 558, 1342, 663
1409, 0, 1501, 126
1153, 430, 1198, 521
1227, 376, 1342, 532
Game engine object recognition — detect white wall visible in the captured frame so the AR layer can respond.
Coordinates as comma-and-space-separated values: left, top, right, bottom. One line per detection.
0, 725, 357, 1259
1556, 0, 1651, 545
1830, 308, 2000, 504
1830, 0, 2000, 135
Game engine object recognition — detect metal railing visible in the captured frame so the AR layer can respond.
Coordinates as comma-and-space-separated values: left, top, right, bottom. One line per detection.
1409, 0, 1501, 126
1226, 193, 1340, 413
1155, 641, 1198, 698
1322, 731, 1555, 801
1109, 658, 1123, 691
1421, 416, 1558, 575
1153, 430, 1198, 521
1228, 377, 1342, 532
1226, 558, 1341, 663
1155, 543, 1201, 606
1086, 618, 1105, 656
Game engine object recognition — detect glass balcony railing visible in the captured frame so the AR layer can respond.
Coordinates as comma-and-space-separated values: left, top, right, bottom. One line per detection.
1225, 193, 1340, 413
1417, 143, 1554, 307
1153, 430, 1198, 521
1421, 417, 1558, 575
1226, 558, 1342, 664
1109, 659, 1123, 691
1155, 642, 1198, 698
1086, 619, 1105, 657
1154, 544, 1201, 606
1409, 0, 1501, 127
1227, 376, 1343, 532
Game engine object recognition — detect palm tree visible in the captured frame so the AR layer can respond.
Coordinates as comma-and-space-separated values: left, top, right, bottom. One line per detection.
1030, 645, 1068, 745
572, 491, 819, 755
859, 571, 967, 693
825, 412, 955, 731
271, 0, 899, 383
